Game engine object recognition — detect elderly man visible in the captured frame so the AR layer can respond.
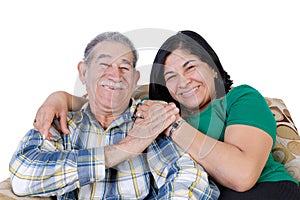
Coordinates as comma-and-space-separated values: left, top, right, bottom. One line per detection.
9, 32, 219, 199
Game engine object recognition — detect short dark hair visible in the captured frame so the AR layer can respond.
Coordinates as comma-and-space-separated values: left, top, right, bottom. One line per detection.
149, 30, 233, 107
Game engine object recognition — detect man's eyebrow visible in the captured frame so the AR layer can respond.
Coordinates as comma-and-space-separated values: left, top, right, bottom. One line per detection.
121, 58, 133, 66
96, 54, 133, 67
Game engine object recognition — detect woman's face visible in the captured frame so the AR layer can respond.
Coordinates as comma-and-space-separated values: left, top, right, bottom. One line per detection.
164, 49, 217, 112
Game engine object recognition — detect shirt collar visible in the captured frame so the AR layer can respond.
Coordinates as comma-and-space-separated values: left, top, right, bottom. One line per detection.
82, 98, 141, 130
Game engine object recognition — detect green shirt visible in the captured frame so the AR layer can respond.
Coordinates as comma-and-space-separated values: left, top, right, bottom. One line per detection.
184, 84, 297, 184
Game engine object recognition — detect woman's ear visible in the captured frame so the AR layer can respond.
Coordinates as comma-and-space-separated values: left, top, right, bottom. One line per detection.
78, 61, 87, 84
212, 68, 218, 79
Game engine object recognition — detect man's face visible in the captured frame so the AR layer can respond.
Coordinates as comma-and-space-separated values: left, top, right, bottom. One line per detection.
81, 41, 139, 116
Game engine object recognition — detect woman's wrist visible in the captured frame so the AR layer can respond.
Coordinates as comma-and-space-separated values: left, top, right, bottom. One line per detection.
169, 119, 185, 139
169, 119, 200, 156
66, 92, 87, 111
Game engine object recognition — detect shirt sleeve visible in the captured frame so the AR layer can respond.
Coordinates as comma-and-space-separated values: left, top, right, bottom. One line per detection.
9, 125, 105, 197
147, 136, 220, 199
226, 85, 277, 143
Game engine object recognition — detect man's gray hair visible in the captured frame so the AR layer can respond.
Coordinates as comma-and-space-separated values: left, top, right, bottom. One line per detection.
83, 32, 138, 67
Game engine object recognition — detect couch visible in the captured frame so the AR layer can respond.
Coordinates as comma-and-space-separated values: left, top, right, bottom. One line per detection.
1, 84, 299, 199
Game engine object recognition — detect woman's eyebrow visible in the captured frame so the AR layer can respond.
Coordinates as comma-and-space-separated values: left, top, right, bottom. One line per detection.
183, 60, 196, 68
164, 70, 175, 76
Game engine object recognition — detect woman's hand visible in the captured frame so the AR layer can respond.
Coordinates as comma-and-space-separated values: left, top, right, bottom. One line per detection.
33, 91, 70, 139
129, 100, 179, 141
34, 91, 88, 139
136, 100, 182, 137
104, 102, 178, 168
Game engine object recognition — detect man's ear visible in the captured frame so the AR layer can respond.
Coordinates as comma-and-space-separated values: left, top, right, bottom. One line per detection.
133, 70, 140, 87
78, 61, 87, 84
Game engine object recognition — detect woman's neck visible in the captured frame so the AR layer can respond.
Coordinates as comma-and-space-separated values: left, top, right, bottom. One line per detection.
181, 98, 213, 117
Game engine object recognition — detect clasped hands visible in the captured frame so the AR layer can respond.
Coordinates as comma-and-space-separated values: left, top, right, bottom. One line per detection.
130, 100, 181, 140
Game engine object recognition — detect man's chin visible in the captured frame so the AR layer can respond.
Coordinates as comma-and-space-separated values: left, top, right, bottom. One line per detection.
94, 96, 131, 109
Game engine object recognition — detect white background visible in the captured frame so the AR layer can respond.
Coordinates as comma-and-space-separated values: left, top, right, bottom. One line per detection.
1, 0, 299, 181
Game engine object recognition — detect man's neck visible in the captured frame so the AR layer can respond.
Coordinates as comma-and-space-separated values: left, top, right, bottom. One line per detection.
88, 100, 131, 129
95, 114, 117, 129
89, 106, 126, 130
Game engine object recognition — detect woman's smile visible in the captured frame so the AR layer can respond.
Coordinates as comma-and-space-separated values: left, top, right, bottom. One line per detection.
179, 85, 200, 98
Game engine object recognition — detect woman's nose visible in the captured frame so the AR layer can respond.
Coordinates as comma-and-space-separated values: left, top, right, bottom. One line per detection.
178, 74, 191, 88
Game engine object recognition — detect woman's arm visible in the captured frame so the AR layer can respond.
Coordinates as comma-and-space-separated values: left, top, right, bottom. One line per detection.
33, 91, 87, 138
171, 123, 273, 192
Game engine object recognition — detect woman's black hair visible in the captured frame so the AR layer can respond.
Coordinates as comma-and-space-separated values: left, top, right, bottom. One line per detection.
149, 30, 233, 108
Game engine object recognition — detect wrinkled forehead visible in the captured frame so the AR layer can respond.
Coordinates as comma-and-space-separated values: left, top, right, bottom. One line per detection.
90, 41, 135, 63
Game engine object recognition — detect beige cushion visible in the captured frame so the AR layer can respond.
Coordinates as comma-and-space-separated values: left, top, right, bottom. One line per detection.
0, 178, 54, 200
266, 97, 300, 185
133, 84, 149, 99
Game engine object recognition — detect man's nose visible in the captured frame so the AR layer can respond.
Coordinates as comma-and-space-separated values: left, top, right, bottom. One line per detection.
106, 63, 122, 80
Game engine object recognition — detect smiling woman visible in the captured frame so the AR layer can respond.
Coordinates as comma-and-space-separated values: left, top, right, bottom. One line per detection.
163, 49, 219, 114
147, 30, 300, 199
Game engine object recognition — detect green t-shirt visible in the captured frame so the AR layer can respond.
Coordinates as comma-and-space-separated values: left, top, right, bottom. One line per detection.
184, 84, 297, 185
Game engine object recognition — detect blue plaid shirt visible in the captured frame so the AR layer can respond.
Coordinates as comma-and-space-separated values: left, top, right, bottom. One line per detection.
9, 99, 219, 199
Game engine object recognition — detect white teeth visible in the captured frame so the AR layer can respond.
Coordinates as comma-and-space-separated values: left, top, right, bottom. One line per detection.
98, 80, 125, 89
182, 90, 193, 96
180, 86, 199, 97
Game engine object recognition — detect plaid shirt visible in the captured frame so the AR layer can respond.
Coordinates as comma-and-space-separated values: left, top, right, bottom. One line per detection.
9, 99, 219, 199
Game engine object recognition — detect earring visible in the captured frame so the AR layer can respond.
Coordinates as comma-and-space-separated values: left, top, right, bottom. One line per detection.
214, 72, 218, 79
